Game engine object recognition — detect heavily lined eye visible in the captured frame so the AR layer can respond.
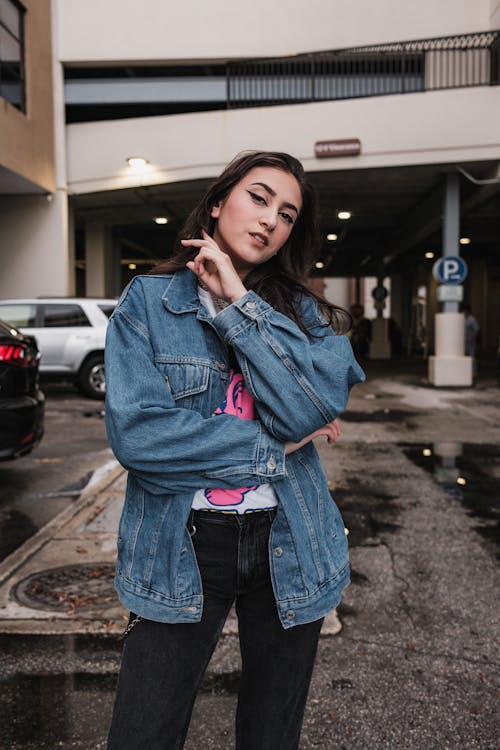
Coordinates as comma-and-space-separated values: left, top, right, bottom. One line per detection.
248, 191, 267, 205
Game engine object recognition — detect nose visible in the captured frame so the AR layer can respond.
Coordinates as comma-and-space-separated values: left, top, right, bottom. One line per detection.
260, 207, 277, 231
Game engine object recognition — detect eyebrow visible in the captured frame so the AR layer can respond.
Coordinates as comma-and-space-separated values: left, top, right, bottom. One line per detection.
250, 182, 299, 214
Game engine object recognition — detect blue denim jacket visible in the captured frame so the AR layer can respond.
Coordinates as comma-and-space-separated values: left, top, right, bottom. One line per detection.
105, 271, 365, 628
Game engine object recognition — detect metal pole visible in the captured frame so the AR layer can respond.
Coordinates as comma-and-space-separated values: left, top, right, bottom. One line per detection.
442, 173, 460, 312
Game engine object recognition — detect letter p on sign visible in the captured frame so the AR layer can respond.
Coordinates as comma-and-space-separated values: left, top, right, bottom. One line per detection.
432, 256, 468, 285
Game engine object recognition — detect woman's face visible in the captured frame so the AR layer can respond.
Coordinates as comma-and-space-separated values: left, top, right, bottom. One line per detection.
210, 166, 302, 278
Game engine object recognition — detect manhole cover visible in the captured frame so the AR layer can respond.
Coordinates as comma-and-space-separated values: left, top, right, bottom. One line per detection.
13, 563, 116, 613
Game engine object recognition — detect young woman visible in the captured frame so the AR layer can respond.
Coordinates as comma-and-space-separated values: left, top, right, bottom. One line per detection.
105, 151, 365, 750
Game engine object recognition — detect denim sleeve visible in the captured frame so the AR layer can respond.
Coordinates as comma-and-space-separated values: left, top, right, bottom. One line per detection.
212, 291, 366, 443
104, 289, 285, 496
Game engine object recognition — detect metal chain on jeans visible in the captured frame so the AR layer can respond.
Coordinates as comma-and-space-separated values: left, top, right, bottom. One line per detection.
120, 614, 143, 640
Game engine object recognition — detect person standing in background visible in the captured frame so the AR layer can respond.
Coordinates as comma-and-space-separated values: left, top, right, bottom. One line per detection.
463, 304, 479, 376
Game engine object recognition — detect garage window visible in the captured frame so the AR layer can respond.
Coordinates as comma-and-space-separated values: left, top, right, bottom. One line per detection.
0, 0, 25, 112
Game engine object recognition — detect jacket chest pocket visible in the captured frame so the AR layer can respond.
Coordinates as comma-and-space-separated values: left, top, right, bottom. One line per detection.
154, 357, 216, 411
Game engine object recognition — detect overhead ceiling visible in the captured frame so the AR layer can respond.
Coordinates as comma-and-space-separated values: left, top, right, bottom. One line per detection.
71, 158, 500, 276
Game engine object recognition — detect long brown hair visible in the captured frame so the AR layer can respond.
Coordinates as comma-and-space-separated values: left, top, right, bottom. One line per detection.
150, 151, 351, 335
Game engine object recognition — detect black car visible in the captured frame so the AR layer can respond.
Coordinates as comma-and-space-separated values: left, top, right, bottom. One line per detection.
0, 319, 45, 460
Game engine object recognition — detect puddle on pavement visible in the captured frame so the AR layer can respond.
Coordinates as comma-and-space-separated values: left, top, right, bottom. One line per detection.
0, 508, 38, 562
0, 672, 116, 748
0, 470, 93, 563
0, 632, 241, 748
332, 479, 402, 548
403, 443, 500, 558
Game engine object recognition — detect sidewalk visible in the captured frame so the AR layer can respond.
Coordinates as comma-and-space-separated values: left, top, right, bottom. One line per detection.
0, 460, 126, 635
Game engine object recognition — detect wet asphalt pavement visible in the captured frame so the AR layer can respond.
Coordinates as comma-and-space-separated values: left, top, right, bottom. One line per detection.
0, 382, 111, 562
0, 360, 499, 749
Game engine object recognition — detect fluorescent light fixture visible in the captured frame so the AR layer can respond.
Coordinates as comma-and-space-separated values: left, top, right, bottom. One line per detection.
154, 217, 169, 225
128, 263, 137, 270
126, 157, 149, 168
425, 252, 435, 259
326, 233, 338, 241
459, 237, 471, 245
337, 210, 351, 220
315, 261, 325, 269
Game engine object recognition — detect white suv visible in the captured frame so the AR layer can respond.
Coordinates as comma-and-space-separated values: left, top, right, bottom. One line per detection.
0, 298, 116, 399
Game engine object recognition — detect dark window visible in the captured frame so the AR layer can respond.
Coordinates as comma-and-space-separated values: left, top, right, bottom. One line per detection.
0, 0, 25, 111
97, 304, 116, 319
42, 304, 90, 328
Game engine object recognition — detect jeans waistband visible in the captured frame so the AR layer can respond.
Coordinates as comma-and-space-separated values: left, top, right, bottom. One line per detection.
189, 508, 277, 528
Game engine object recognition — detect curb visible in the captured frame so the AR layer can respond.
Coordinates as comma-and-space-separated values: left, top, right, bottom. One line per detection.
0, 459, 124, 589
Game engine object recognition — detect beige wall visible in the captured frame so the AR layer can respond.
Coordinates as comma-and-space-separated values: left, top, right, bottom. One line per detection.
492, 1, 500, 27
56, 0, 492, 64
66, 86, 500, 195
0, 192, 71, 298
0, 0, 55, 193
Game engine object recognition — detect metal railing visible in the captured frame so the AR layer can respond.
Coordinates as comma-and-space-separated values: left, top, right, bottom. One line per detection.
227, 31, 500, 109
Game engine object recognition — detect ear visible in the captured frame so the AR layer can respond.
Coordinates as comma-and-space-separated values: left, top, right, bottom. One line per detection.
211, 202, 221, 219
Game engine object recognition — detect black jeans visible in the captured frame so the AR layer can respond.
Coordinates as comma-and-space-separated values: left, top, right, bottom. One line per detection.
107, 510, 323, 750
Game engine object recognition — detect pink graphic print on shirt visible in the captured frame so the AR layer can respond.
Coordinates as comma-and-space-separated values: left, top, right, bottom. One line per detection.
204, 371, 258, 506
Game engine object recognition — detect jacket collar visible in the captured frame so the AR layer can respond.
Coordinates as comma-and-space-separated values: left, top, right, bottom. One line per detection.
162, 269, 211, 321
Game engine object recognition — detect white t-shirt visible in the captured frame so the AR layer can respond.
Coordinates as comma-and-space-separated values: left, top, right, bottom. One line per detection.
191, 288, 279, 514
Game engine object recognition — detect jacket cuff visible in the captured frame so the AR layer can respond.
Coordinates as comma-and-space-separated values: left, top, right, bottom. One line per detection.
212, 291, 271, 342
256, 422, 286, 480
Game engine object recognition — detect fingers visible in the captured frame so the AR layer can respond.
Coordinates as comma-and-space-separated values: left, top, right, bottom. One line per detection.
316, 418, 341, 444
181, 229, 219, 253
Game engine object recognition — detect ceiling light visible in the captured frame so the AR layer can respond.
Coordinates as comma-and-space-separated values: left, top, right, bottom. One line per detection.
337, 211, 351, 220
128, 263, 137, 270
456, 477, 467, 486
459, 237, 471, 245
425, 252, 435, 259
154, 217, 169, 225
422, 448, 432, 457
326, 233, 338, 241
126, 157, 149, 168
315, 261, 325, 269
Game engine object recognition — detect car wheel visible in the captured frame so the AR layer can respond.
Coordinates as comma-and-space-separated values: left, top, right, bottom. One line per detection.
77, 355, 106, 400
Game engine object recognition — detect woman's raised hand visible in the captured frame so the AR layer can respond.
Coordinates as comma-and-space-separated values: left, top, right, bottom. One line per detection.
182, 231, 248, 304
285, 418, 341, 455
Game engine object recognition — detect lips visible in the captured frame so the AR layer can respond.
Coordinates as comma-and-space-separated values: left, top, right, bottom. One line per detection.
249, 232, 268, 247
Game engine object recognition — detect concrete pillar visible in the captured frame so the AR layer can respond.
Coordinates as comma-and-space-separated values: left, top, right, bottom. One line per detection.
324, 277, 350, 309
369, 318, 391, 358
85, 223, 115, 297
428, 174, 472, 386
0, 192, 70, 298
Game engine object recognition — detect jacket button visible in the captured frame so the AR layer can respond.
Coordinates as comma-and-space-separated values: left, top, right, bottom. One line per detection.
286, 610, 295, 619
266, 454, 276, 471
274, 547, 283, 557
246, 301, 256, 310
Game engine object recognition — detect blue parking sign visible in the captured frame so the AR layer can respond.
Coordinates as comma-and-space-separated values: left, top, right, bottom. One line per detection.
432, 256, 468, 285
